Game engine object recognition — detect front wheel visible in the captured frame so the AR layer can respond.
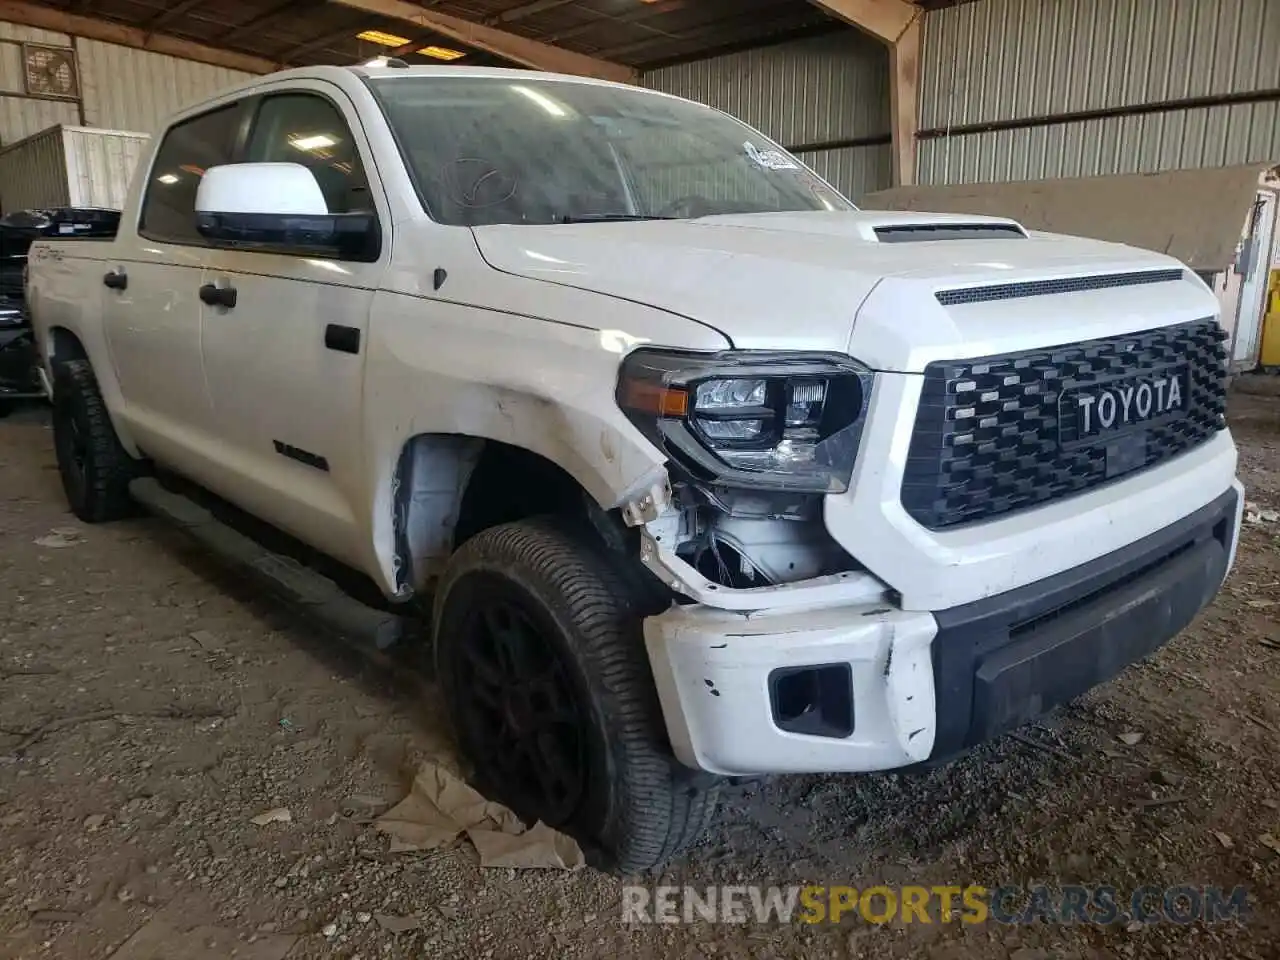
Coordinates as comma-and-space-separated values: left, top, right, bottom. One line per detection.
433, 517, 718, 873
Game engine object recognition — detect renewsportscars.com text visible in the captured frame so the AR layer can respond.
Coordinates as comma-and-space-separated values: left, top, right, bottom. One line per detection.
621, 884, 1249, 926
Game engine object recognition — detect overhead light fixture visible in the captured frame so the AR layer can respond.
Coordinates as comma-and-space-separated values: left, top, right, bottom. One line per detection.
156, 173, 179, 184
511, 84, 566, 117
289, 133, 338, 151
418, 45, 464, 61
357, 29, 411, 47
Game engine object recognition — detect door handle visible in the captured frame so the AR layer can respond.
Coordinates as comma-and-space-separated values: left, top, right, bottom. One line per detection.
199, 283, 237, 309
102, 270, 127, 290
324, 324, 361, 354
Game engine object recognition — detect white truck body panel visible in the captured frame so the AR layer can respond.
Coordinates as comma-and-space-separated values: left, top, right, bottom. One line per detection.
25, 64, 1243, 778
473, 218, 1214, 367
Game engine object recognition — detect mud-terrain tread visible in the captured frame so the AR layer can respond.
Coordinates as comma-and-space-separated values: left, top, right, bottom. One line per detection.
434, 517, 719, 873
52, 359, 138, 522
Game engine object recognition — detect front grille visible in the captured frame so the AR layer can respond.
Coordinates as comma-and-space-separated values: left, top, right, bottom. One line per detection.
902, 319, 1228, 529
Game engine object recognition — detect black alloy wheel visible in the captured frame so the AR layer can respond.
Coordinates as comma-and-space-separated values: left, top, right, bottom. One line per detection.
433, 517, 721, 872
53, 390, 88, 505
451, 579, 588, 826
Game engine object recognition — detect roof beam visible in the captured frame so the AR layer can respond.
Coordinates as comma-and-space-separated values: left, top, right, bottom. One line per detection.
545, 1, 713, 49
283, 22, 366, 59
490, 0, 577, 25
219, 0, 322, 43
326, 0, 637, 82
387, 35, 432, 57
806, 0, 918, 43
0, 0, 278, 74
143, 0, 207, 33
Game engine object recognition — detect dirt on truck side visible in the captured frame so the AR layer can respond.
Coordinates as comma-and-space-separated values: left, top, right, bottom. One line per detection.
1, 385, 1278, 960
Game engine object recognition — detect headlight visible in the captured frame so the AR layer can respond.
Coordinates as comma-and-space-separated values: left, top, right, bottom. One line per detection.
616, 349, 874, 493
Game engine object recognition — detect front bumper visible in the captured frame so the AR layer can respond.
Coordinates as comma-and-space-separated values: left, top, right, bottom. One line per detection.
645, 482, 1243, 776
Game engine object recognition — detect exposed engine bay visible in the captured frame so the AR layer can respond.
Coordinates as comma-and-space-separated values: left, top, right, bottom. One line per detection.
659, 479, 857, 590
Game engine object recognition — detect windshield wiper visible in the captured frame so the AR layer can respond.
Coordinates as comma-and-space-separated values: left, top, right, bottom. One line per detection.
558, 214, 677, 223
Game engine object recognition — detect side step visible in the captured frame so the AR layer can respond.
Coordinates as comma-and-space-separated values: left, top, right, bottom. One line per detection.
129, 477, 407, 651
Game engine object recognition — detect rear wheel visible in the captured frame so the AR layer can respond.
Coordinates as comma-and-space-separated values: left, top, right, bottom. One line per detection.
51, 359, 139, 522
433, 517, 718, 872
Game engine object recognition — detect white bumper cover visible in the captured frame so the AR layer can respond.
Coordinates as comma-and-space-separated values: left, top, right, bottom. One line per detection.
644, 599, 938, 776
646, 479, 1245, 778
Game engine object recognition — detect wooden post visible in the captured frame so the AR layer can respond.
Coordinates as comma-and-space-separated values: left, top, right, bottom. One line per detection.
889, 15, 920, 186
807, 0, 921, 186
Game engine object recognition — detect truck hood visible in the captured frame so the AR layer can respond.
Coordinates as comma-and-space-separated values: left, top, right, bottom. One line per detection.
472, 210, 1214, 372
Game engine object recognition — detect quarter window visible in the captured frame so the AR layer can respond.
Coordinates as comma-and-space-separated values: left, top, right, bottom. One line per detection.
245, 93, 372, 215
140, 104, 241, 245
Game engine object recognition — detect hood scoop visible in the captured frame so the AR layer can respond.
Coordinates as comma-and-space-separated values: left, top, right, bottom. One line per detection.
873, 222, 1028, 243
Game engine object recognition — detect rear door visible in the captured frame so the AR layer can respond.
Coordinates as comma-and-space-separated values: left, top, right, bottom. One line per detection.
196, 83, 386, 569
102, 103, 244, 465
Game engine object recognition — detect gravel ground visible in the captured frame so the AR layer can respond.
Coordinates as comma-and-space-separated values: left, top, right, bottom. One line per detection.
1, 386, 1278, 960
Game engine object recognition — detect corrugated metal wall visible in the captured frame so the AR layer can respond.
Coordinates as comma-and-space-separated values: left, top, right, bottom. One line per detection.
919, 101, 1280, 183
0, 18, 251, 150
642, 30, 893, 200
77, 38, 251, 133
919, 0, 1280, 184
0, 96, 79, 145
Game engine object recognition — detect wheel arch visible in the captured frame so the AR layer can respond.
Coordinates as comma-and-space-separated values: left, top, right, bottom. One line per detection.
47, 325, 89, 366
378, 430, 656, 598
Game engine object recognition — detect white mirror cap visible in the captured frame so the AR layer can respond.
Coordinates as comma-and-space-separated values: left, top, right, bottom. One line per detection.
195, 163, 328, 216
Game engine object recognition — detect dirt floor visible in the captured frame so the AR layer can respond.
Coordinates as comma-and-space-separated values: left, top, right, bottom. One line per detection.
1, 386, 1278, 960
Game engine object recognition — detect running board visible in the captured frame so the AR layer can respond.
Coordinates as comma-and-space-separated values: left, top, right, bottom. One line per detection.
129, 477, 406, 651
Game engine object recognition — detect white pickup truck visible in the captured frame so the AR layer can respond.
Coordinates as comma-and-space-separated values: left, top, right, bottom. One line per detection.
27, 63, 1243, 872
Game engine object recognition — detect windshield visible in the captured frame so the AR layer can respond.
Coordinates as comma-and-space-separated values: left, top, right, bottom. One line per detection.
366, 75, 853, 227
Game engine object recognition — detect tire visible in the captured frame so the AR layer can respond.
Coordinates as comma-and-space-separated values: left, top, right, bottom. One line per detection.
433, 517, 719, 873
51, 359, 138, 522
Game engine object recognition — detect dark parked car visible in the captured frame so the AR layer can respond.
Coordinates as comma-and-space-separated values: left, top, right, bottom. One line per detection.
0, 207, 120, 414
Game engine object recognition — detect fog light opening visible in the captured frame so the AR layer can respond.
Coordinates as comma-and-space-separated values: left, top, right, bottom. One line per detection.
768, 663, 854, 738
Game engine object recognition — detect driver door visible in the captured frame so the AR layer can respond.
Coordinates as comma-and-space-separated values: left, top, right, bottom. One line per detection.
197, 85, 385, 569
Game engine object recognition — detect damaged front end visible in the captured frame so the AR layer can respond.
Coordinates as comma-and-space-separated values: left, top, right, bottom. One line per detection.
614, 347, 883, 607
613, 349, 939, 775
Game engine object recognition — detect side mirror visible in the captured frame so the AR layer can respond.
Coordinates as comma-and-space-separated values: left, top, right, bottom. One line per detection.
194, 162, 380, 262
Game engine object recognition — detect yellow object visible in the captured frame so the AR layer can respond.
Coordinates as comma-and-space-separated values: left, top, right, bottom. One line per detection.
1263, 269, 1280, 368
419, 46, 465, 61
357, 29, 411, 47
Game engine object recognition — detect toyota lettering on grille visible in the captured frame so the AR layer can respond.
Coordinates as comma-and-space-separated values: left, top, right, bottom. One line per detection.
1062, 368, 1190, 442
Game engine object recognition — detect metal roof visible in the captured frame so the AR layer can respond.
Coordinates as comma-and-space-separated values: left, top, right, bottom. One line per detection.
54, 0, 949, 72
